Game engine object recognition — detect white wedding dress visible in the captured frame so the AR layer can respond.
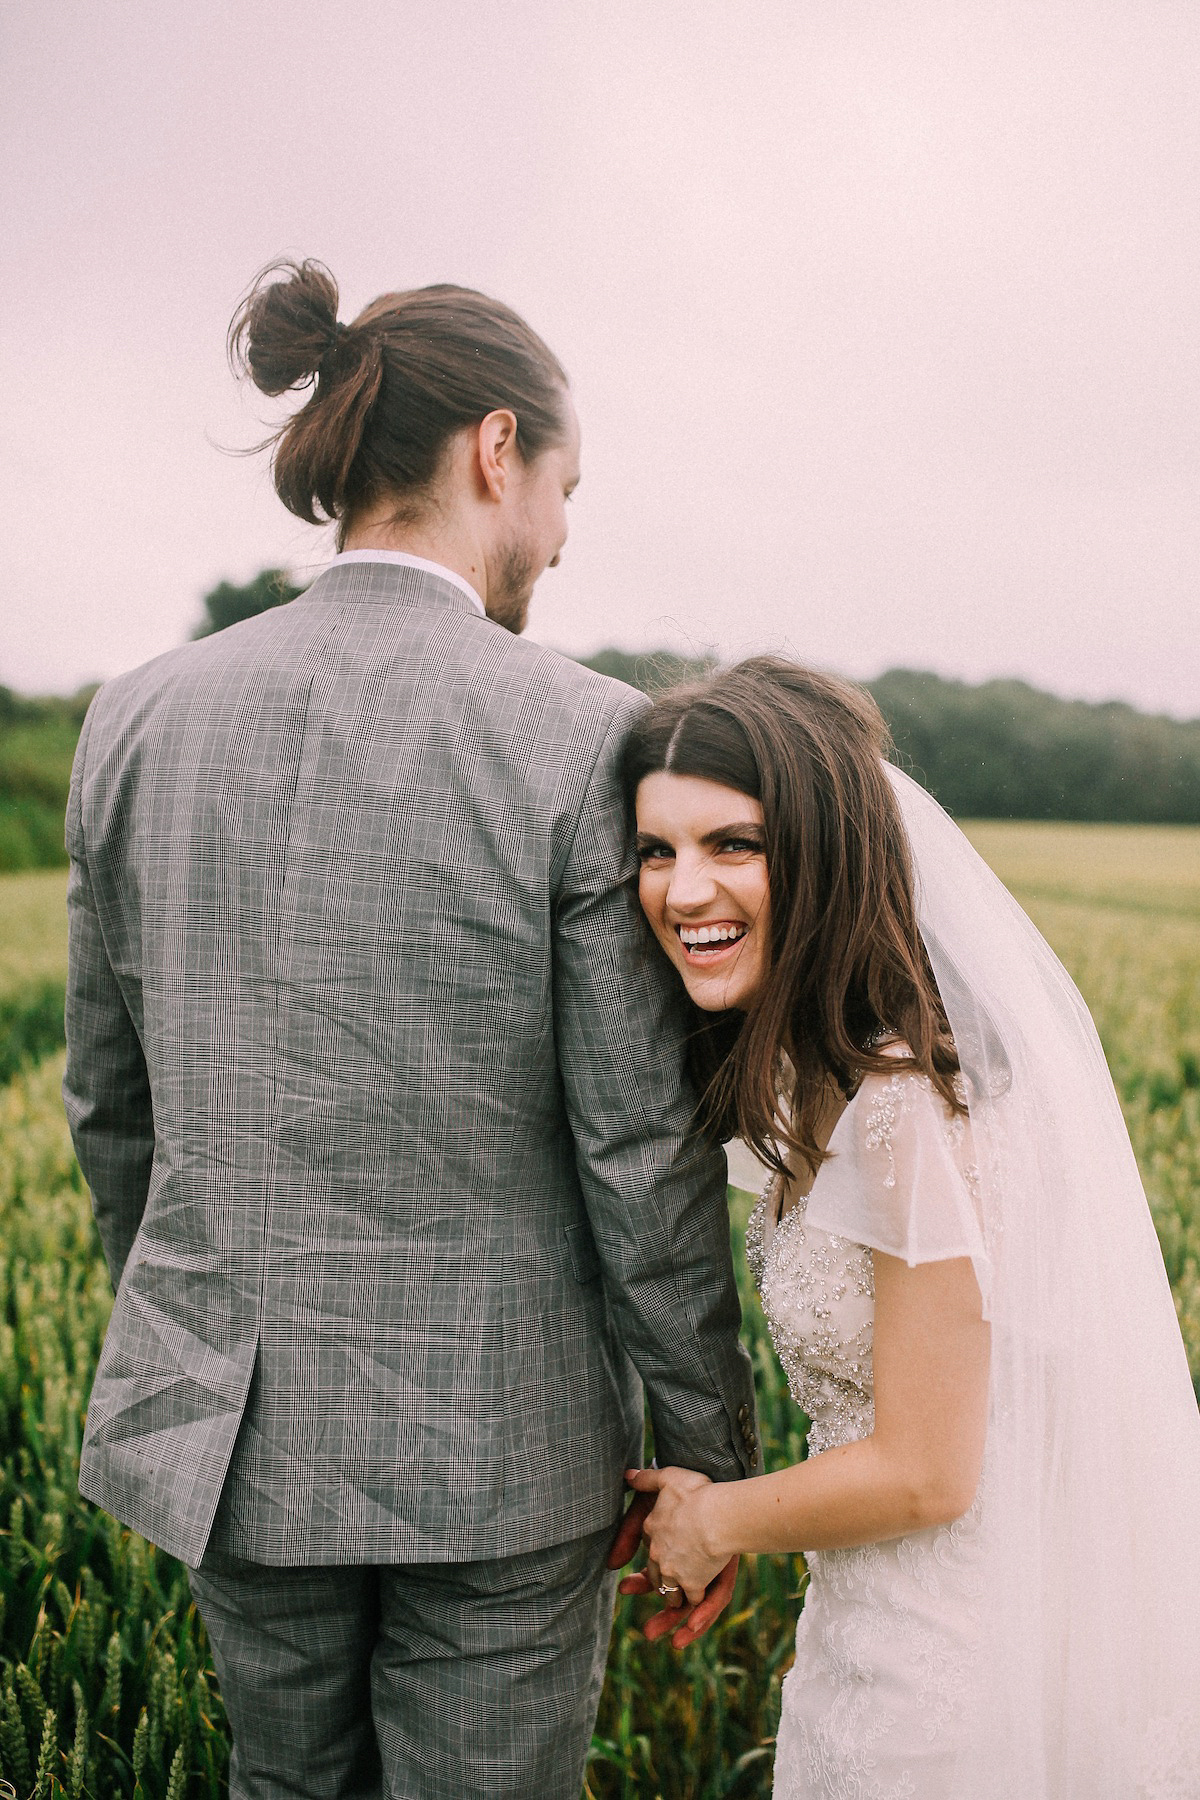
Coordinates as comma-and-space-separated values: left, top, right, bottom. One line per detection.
741, 766, 1200, 1799
747, 1067, 991, 1800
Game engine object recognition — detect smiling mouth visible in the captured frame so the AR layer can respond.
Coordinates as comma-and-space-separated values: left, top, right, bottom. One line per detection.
675, 922, 749, 963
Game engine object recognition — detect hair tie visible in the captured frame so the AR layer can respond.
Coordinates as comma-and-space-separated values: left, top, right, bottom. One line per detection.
318, 319, 351, 378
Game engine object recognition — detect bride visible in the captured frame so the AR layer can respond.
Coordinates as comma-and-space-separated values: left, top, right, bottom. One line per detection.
619, 658, 1200, 1797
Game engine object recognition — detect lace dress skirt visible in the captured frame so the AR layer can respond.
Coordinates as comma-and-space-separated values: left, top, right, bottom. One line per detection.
773, 1513, 985, 1800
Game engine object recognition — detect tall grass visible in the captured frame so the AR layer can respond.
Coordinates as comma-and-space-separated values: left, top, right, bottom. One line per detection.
0, 876, 68, 1001
0, 1058, 228, 1798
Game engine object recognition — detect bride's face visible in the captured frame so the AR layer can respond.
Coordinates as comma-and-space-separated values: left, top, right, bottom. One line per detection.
634, 772, 771, 1012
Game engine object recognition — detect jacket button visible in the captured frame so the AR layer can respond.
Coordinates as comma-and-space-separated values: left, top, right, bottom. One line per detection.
737, 1404, 750, 1423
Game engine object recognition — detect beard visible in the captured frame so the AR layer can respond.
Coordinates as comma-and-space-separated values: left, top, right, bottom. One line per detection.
486, 537, 539, 635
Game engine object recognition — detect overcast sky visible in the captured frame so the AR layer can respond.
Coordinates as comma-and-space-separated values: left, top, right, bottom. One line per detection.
3, 0, 1198, 715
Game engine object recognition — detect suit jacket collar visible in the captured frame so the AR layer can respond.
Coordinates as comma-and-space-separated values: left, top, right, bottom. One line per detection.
301, 557, 489, 619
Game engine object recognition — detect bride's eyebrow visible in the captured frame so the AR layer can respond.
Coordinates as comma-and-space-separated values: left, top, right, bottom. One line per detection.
634, 821, 764, 851
700, 822, 765, 845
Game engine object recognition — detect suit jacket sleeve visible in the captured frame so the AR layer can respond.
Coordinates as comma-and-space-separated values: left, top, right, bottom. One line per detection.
62, 704, 155, 1290
553, 692, 758, 1481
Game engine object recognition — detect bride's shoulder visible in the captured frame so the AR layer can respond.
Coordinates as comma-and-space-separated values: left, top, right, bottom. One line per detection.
855, 1037, 958, 1095
803, 1045, 985, 1264
848, 1046, 967, 1156
852, 1040, 925, 1107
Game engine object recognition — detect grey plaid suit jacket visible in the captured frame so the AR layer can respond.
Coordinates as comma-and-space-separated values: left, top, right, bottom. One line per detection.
64, 561, 756, 1569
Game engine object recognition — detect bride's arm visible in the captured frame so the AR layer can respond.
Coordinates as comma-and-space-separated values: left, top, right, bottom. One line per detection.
631, 1251, 990, 1603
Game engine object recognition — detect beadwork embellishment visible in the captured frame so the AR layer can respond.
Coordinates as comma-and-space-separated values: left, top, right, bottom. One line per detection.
862, 1071, 907, 1188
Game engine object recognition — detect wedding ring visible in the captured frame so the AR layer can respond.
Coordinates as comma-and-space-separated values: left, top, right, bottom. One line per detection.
657, 1582, 681, 1596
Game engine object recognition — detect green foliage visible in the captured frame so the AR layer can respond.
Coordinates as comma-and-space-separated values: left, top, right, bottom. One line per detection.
583, 654, 1200, 824
0, 876, 69, 1089
190, 570, 302, 641
0, 693, 94, 876
0, 988, 66, 1095
0, 828, 1197, 1795
873, 669, 1200, 824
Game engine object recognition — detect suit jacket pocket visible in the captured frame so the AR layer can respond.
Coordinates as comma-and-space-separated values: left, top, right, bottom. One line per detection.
564, 1221, 601, 1285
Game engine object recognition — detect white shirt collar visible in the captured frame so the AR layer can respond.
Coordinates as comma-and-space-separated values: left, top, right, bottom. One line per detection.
325, 549, 486, 617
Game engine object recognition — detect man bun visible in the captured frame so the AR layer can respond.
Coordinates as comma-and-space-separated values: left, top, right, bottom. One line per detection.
228, 258, 350, 395
228, 257, 569, 540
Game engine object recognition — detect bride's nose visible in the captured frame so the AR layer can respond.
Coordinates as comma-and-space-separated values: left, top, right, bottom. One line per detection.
666, 851, 719, 913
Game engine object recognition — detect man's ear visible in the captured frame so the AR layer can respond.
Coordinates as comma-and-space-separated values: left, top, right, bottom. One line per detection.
476, 409, 520, 502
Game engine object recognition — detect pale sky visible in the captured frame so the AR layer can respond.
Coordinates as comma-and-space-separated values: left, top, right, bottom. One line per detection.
3, 0, 1198, 715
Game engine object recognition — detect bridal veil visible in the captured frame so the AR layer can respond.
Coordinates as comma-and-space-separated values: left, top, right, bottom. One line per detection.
876, 766, 1200, 1795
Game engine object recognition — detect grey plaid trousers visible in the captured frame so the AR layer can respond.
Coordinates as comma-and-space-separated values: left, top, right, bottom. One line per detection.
188, 1524, 618, 1799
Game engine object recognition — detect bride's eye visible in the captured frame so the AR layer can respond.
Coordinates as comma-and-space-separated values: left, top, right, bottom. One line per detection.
719, 836, 764, 856
636, 840, 673, 865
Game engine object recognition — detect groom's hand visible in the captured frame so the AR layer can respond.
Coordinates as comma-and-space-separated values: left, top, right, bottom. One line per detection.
607, 1489, 656, 1572
617, 1553, 741, 1650
608, 1478, 740, 1651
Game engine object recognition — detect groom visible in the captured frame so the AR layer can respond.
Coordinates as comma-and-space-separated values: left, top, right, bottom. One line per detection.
63, 266, 757, 1799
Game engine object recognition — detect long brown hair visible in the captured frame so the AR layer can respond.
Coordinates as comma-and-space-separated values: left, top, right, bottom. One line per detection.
228, 259, 570, 543
623, 657, 962, 1178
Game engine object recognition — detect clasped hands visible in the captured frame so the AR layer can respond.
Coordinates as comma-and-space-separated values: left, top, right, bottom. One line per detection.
606, 1465, 738, 1651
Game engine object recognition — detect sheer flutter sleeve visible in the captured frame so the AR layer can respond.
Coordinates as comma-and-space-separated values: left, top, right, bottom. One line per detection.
804, 1068, 991, 1307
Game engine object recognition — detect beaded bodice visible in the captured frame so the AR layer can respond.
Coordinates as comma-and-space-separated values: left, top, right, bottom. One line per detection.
745, 1068, 980, 1457
746, 1181, 875, 1455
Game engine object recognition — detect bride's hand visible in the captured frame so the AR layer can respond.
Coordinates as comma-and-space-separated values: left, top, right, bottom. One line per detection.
624, 1466, 726, 1603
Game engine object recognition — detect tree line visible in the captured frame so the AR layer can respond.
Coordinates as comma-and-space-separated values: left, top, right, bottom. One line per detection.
2, 574, 1197, 871
570, 650, 1200, 827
